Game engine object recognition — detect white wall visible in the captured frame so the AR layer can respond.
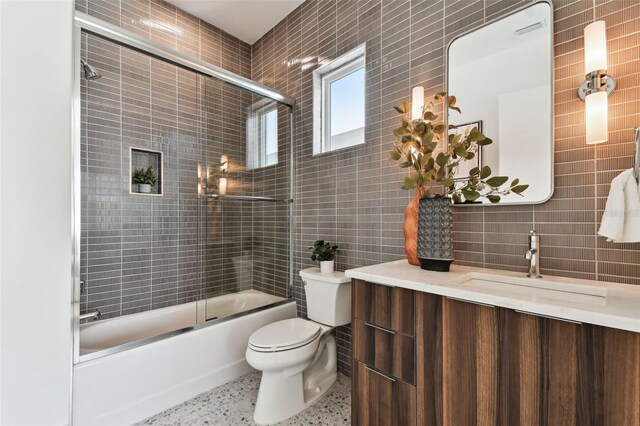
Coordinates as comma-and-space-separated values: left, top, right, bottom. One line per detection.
0, 1, 74, 424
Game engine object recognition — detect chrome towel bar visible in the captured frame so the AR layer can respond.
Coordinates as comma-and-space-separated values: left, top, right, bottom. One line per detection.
206, 194, 293, 203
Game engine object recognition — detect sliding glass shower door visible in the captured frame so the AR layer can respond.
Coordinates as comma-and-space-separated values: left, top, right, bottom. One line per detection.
77, 29, 292, 359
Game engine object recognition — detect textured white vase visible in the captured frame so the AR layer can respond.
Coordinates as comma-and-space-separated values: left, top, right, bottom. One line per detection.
139, 184, 152, 193
319, 260, 334, 274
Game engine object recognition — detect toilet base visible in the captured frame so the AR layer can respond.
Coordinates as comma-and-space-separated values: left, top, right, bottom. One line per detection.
253, 334, 337, 425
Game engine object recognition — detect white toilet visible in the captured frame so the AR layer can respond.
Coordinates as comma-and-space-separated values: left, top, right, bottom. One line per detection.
245, 267, 351, 425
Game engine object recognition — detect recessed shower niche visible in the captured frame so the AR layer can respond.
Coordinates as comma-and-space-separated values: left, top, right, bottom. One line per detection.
130, 147, 162, 195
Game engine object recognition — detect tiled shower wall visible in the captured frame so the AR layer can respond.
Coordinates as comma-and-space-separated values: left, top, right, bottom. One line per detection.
252, 0, 640, 375
77, 0, 287, 318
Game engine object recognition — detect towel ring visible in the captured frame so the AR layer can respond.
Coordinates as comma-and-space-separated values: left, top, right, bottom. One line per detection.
634, 127, 639, 183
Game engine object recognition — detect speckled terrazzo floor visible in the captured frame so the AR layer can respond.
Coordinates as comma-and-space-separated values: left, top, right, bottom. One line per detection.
138, 371, 351, 426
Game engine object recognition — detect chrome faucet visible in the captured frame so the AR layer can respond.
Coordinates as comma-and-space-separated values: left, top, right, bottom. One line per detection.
524, 230, 542, 278
80, 310, 102, 321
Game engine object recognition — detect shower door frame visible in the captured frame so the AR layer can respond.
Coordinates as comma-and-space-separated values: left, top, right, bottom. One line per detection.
71, 12, 296, 365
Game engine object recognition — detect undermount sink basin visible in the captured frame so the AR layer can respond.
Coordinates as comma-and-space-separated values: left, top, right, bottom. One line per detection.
448, 272, 607, 304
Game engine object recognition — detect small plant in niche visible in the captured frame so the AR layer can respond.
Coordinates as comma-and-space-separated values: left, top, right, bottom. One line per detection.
132, 166, 157, 194
309, 240, 339, 274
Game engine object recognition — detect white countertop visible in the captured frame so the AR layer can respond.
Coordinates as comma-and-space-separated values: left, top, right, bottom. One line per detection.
345, 260, 640, 333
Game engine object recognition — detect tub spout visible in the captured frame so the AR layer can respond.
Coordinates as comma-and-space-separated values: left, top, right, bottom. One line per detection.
80, 310, 102, 321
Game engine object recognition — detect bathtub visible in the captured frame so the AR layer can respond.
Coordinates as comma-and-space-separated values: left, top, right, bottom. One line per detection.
73, 290, 296, 425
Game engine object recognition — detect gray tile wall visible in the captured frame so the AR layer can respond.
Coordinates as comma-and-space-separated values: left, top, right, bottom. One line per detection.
78, 0, 291, 318
252, 0, 640, 376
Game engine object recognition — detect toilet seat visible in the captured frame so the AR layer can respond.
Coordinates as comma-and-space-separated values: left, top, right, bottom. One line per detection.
248, 318, 322, 353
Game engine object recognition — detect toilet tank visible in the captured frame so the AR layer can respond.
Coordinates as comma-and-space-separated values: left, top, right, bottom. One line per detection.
299, 268, 351, 327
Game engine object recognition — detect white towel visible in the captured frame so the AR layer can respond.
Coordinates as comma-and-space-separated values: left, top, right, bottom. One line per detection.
598, 169, 640, 243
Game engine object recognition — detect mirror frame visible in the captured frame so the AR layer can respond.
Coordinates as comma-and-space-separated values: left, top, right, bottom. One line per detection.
445, 0, 555, 206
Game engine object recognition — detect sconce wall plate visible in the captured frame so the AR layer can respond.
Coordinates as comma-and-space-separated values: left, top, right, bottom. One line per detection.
578, 71, 617, 101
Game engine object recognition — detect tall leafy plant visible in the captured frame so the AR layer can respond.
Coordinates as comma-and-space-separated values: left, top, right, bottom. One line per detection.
390, 93, 528, 203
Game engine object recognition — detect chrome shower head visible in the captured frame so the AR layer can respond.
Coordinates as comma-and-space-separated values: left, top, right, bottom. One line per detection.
80, 59, 102, 80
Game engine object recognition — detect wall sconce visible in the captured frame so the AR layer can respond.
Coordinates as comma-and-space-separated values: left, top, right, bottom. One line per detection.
220, 155, 228, 172
218, 177, 228, 195
578, 21, 616, 145
411, 86, 424, 121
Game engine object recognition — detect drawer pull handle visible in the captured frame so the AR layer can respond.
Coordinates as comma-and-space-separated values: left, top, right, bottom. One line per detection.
515, 310, 582, 324
365, 366, 396, 382
365, 322, 396, 335
446, 296, 495, 308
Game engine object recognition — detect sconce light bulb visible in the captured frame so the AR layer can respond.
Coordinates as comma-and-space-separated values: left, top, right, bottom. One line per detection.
218, 177, 228, 195
585, 91, 608, 145
411, 86, 424, 121
584, 21, 607, 74
220, 155, 228, 172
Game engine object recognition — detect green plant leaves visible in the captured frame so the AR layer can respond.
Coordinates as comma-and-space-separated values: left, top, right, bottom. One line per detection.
436, 152, 448, 166
461, 189, 481, 201
132, 166, 157, 185
393, 127, 407, 138
442, 178, 455, 188
423, 111, 438, 121
389, 92, 528, 204
486, 176, 509, 188
454, 146, 468, 158
402, 176, 417, 190
308, 240, 339, 261
477, 137, 493, 146
511, 184, 529, 194
433, 123, 446, 133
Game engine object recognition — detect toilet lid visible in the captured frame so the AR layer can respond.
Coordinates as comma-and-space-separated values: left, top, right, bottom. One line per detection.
248, 318, 321, 352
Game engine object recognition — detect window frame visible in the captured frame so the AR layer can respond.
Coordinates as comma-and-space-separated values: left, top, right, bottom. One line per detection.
246, 100, 279, 170
313, 44, 366, 155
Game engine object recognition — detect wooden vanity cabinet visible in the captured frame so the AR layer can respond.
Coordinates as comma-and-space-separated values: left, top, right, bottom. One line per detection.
352, 360, 417, 426
443, 298, 640, 426
503, 309, 640, 426
352, 279, 418, 425
441, 297, 508, 425
352, 279, 640, 426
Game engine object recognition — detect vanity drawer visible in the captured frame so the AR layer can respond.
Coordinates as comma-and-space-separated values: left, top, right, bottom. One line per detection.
352, 279, 415, 336
353, 318, 416, 385
352, 360, 417, 426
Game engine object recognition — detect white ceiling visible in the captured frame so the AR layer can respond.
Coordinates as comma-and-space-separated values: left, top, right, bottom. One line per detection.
166, 0, 305, 45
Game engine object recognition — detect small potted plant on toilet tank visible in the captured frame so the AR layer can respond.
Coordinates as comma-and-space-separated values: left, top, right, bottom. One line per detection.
309, 240, 339, 273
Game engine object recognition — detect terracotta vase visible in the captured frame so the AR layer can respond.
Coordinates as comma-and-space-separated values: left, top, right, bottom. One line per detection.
403, 192, 422, 266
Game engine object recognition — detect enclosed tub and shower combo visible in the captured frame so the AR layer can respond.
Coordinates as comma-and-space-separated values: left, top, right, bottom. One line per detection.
72, 12, 297, 425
